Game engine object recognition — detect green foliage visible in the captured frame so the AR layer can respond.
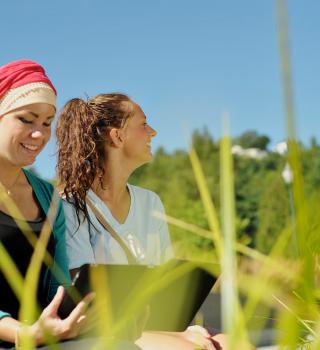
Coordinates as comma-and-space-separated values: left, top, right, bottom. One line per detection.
130, 128, 320, 254
256, 175, 290, 254
234, 130, 271, 150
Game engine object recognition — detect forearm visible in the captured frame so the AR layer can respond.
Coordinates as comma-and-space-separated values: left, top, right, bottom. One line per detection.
0, 316, 45, 346
0, 316, 20, 343
136, 331, 197, 350
144, 330, 182, 337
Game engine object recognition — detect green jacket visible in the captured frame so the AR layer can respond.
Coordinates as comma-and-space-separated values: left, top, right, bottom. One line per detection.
0, 169, 71, 320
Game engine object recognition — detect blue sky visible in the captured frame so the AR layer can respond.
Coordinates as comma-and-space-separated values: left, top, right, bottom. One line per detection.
1, 0, 319, 179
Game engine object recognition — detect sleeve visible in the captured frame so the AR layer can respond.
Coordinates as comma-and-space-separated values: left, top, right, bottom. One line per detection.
63, 201, 96, 270
153, 194, 174, 262
47, 197, 72, 301
0, 311, 11, 320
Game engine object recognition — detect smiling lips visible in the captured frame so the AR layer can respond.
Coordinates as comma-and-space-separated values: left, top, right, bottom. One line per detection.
21, 143, 40, 152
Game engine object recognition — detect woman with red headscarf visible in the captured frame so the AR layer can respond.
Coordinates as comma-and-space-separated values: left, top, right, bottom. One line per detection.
0, 60, 141, 350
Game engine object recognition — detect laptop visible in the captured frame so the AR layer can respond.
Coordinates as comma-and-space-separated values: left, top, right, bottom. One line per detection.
58, 259, 218, 332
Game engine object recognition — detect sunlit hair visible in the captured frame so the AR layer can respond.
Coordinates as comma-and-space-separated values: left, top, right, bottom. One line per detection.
56, 93, 134, 224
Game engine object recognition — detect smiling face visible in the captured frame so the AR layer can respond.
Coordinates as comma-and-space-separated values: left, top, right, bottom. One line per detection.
121, 103, 157, 167
0, 103, 55, 167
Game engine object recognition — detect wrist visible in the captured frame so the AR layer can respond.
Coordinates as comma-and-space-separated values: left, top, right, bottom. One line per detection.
14, 326, 21, 350
173, 331, 186, 338
29, 322, 44, 346
15, 325, 41, 349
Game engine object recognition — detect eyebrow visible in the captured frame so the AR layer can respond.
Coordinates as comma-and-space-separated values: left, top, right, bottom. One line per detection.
26, 111, 55, 120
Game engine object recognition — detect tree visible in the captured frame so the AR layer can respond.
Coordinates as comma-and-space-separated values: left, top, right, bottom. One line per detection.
129, 127, 319, 253
234, 130, 270, 150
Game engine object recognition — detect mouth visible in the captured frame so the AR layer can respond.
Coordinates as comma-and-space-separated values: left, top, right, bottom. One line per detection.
20, 143, 40, 152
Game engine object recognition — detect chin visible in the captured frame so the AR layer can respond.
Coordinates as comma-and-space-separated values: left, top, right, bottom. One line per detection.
135, 157, 152, 169
20, 158, 37, 167
146, 154, 153, 162
148, 150, 153, 159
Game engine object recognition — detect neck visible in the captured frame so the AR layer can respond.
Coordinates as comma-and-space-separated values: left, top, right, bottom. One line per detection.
0, 159, 23, 189
92, 154, 135, 203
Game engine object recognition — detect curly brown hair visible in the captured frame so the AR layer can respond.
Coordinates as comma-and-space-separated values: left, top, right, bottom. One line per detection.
56, 93, 134, 224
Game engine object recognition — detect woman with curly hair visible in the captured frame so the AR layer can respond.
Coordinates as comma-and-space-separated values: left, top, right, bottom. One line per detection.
57, 94, 173, 267
56, 93, 226, 350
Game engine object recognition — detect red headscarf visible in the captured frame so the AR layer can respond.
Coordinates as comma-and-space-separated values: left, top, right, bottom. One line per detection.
0, 59, 56, 99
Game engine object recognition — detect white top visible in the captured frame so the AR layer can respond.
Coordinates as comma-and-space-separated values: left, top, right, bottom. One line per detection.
63, 184, 174, 268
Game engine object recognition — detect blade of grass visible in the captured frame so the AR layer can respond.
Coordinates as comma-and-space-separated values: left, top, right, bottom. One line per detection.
276, 0, 317, 346
18, 196, 62, 350
154, 210, 300, 282
220, 116, 250, 349
277, 0, 314, 297
189, 146, 222, 259
0, 242, 24, 300
0, 186, 68, 286
90, 266, 114, 346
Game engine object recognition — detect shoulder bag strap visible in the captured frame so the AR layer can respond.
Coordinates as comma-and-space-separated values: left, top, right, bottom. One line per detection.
86, 197, 137, 264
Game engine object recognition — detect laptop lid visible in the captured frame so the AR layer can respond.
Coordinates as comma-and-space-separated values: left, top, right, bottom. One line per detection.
58, 259, 218, 332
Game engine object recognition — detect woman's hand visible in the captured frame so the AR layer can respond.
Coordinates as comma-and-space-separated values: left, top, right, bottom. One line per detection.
30, 286, 94, 345
180, 325, 222, 350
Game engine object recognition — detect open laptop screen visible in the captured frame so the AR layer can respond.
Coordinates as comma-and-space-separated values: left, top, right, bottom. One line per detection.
58, 259, 218, 332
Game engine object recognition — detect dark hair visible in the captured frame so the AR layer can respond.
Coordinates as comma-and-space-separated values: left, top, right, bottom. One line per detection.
56, 93, 134, 224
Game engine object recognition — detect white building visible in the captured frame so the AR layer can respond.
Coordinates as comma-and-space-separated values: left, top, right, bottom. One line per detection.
273, 141, 287, 155
231, 145, 268, 159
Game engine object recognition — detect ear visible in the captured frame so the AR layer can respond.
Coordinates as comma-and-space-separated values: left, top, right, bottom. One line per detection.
109, 128, 124, 148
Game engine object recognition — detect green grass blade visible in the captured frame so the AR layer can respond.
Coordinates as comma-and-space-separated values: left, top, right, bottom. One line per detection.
189, 146, 222, 259
0, 242, 24, 300
220, 119, 246, 349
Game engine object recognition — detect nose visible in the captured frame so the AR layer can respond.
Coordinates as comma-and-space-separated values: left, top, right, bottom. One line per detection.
30, 126, 50, 140
31, 130, 45, 139
148, 125, 157, 137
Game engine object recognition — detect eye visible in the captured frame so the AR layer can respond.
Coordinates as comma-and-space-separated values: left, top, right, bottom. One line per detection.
43, 121, 52, 127
19, 117, 33, 124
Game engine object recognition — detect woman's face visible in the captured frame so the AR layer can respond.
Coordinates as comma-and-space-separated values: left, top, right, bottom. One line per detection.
121, 103, 157, 166
0, 103, 55, 167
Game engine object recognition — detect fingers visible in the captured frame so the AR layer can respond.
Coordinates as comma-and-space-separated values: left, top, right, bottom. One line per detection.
183, 326, 219, 350
187, 325, 211, 337
211, 333, 227, 349
65, 292, 95, 327
78, 313, 100, 335
76, 315, 86, 324
81, 291, 96, 305
194, 339, 215, 350
210, 338, 222, 350
43, 286, 65, 315
198, 338, 216, 350
74, 315, 89, 335
184, 326, 213, 349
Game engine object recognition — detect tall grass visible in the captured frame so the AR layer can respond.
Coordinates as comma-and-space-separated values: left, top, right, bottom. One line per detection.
220, 118, 250, 349
276, 0, 319, 348
0, 1, 319, 349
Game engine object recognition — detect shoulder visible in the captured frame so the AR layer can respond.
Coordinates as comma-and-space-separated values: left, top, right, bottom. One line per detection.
128, 184, 160, 201
128, 184, 164, 209
61, 196, 88, 234
23, 168, 62, 218
23, 170, 65, 237
23, 168, 54, 195
61, 197, 78, 219
61, 197, 79, 220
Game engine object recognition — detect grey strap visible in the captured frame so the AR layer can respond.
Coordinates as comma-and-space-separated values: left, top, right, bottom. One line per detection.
86, 196, 137, 264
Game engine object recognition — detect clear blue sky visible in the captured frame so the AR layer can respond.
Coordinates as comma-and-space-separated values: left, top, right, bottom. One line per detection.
1, 0, 319, 179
